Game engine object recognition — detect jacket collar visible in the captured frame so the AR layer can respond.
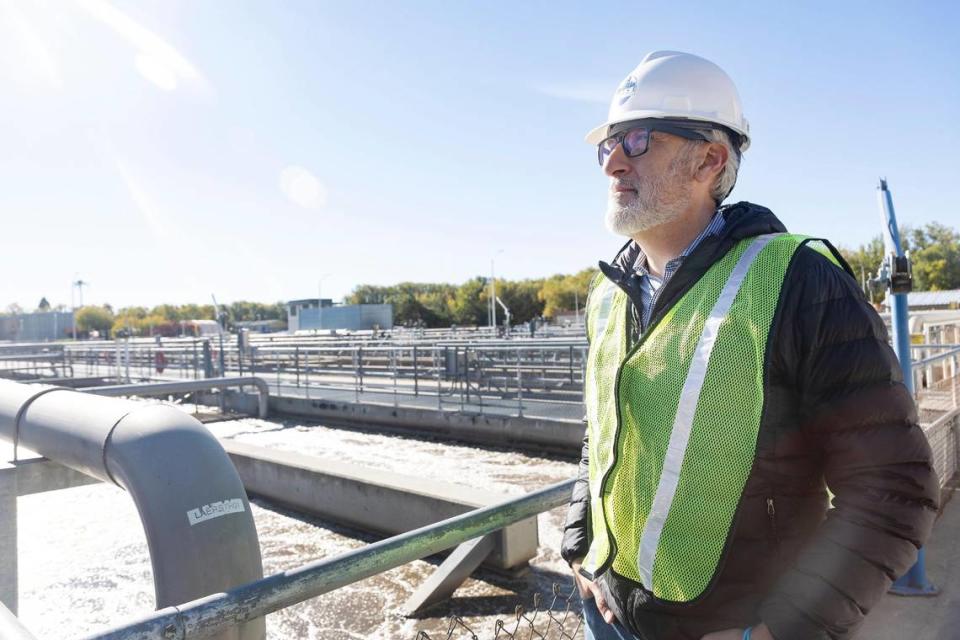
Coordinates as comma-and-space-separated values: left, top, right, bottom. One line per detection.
599, 201, 788, 283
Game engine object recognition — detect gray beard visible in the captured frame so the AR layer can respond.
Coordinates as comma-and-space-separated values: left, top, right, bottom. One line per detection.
604, 160, 693, 237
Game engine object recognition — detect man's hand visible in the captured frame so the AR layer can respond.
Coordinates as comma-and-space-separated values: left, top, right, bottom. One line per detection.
701, 623, 774, 640
571, 559, 617, 624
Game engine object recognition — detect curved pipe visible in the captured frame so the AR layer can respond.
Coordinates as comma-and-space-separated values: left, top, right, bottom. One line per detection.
0, 380, 264, 640
83, 377, 270, 419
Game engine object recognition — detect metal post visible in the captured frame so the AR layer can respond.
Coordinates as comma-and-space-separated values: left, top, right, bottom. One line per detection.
124, 337, 131, 383
516, 347, 523, 417
951, 355, 958, 410
354, 346, 362, 402
462, 347, 466, 413
464, 347, 470, 405
219, 330, 226, 378
305, 350, 310, 400
295, 347, 300, 388
413, 346, 419, 397
275, 352, 281, 394
114, 337, 121, 382
475, 349, 484, 416
879, 179, 939, 597
0, 461, 17, 614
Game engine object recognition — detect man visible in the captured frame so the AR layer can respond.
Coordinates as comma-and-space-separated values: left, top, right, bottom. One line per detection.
560, 51, 939, 640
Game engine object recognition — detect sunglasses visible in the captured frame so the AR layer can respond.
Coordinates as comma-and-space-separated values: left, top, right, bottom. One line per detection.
597, 121, 714, 167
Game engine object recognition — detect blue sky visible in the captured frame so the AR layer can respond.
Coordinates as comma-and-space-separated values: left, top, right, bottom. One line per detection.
1, 0, 957, 310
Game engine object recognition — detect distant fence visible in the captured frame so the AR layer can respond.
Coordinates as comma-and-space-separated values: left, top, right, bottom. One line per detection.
1, 335, 958, 479
913, 345, 960, 487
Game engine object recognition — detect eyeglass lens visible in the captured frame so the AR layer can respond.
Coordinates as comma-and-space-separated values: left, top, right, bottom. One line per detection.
598, 127, 651, 166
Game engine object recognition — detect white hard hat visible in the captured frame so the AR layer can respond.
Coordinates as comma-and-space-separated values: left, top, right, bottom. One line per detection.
585, 50, 750, 151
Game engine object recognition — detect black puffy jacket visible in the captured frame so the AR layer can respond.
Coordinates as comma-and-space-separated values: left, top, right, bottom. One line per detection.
560, 202, 939, 640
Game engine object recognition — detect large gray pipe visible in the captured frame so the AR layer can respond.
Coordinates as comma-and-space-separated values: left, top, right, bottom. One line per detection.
0, 380, 264, 640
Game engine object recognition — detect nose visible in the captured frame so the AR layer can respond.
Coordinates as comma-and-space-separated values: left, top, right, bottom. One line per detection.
602, 142, 631, 178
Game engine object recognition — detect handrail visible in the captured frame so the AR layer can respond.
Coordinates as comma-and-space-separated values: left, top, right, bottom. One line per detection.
81, 376, 270, 419
82, 478, 575, 640
911, 346, 960, 369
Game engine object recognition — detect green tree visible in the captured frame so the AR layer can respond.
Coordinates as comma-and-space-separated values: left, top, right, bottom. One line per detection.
451, 277, 489, 326
417, 287, 456, 326
75, 305, 114, 336
839, 236, 884, 301
347, 283, 457, 327
112, 306, 148, 336
497, 279, 545, 324
904, 222, 960, 291
840, 221, 960, 298
178, 303, 215, 321
150, 304, 183, 322
538, 268, 597, 318
347, 285, 389, 305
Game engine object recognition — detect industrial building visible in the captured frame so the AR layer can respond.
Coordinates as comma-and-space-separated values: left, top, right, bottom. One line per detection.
0, 311, 74, 342
286, 298, 392, 332
883, 289, 960, 311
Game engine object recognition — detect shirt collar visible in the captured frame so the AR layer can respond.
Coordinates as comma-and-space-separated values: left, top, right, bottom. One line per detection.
632, 210, 725, 276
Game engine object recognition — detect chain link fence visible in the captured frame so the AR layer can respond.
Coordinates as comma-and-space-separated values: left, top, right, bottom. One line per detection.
415, 584, 583, 640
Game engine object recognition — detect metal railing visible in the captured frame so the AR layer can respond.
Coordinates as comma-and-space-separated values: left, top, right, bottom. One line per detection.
80, 479, 574, 640
0, 337, 590, 420
4, 335, 960, 426
81, 376, 270, 419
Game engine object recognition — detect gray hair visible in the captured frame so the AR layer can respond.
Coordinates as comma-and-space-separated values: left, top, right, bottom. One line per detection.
677, 129, 741, 204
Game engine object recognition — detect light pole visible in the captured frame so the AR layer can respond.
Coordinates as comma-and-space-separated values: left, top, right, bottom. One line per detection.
71, 277, 88, 340
318, 274, 332, 331
490, 250, 503, 329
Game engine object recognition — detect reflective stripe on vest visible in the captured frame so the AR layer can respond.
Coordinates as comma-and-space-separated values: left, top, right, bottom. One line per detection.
581, 234, 837, 602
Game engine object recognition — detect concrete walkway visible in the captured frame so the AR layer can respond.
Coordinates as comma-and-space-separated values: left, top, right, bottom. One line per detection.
859, 488, 960, 639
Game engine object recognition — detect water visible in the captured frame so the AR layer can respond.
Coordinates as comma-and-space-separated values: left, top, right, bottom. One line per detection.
12, 412, 580, 639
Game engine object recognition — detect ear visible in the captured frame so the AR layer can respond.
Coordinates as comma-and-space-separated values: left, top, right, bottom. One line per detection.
694, 142, 728, 185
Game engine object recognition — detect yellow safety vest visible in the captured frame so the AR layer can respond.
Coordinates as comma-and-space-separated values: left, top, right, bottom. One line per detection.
581, 233, 838, 602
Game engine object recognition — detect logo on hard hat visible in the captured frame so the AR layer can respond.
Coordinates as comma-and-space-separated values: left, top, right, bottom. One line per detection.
616, 75, 637, 106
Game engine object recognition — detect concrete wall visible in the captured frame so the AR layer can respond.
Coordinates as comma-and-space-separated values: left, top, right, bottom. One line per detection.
266, 395, 585, 456
223, 440, 538, 570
